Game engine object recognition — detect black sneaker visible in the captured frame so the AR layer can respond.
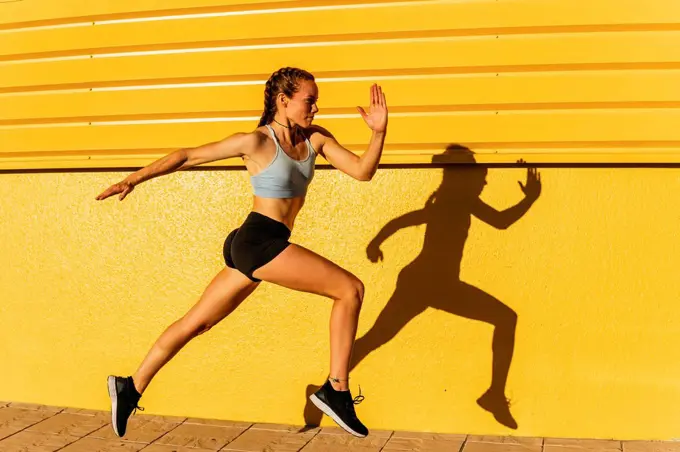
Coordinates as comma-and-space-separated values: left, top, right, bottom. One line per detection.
309, 380, 368, 437
107, 375, 144, 437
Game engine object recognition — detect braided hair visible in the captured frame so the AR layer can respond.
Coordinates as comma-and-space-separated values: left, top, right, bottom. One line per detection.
258, 67, 315, 127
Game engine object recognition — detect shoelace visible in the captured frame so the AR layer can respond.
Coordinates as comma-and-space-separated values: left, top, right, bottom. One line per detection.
125, 378, 145, 416
352, 385, 365, 405
127, 388, 145, 416
344, 386, 365, 420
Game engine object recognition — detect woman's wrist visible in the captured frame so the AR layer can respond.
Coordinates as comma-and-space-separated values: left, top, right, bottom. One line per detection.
123, 174, 141, 187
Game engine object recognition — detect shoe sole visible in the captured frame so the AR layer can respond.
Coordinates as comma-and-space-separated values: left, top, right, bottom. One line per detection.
309, 394, 367, 438
107, 376, 121, 437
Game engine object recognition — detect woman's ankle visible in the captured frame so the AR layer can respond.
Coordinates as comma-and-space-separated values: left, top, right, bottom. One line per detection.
328, 377, 349, 392
131, 375, 145, 395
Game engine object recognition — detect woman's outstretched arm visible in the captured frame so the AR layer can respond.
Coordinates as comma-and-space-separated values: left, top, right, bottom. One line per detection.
95, 132, 259, 201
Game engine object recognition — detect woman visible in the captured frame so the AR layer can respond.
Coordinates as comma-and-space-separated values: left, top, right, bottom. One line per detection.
96, 67, 388, 439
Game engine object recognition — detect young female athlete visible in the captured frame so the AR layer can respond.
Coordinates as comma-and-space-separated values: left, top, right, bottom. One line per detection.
96, 67, 388, 438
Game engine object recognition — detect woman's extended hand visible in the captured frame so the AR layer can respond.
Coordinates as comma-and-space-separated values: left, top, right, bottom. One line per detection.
357, 84, 388, 133
96, 180, 135, 201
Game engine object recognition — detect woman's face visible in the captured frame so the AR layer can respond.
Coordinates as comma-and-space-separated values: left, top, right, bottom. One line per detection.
282, 79, 319, 128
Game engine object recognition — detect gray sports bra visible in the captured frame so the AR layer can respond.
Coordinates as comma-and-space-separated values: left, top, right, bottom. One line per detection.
250, 124, 316, 199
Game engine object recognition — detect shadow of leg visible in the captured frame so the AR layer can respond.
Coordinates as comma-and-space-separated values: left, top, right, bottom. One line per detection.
434, 281, 518, 429
351, 287, 426, 372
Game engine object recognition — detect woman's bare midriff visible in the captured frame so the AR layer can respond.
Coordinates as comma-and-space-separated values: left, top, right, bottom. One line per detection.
252, 195, 306, 231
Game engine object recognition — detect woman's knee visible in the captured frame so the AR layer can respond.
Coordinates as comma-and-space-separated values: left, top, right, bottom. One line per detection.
179, 316, 216, 338
336, 276, 365, 309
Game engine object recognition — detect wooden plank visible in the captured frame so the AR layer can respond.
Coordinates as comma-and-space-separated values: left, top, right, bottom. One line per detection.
2, 31, 680, 91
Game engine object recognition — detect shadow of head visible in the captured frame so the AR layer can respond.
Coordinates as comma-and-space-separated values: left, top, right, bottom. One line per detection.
430, 144, 488, 199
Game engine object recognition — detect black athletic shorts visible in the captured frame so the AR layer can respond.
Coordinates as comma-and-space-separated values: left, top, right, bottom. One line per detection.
223, 212, 291, 282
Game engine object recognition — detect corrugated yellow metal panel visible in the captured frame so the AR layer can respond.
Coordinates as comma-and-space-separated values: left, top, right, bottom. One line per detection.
6, 152, 680, 171
2, 0, 676, 30
0, 0, 298, 27
3, 110, 680, 153
1, 0, 679, 168
3, 71, 680, 123
5, 0, 679, 60
3, 32, 680, 91
0, 2, 502, 59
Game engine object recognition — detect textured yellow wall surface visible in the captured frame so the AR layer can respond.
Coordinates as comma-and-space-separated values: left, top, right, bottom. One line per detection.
3, 166, 680, 439
2, 0, 680, 440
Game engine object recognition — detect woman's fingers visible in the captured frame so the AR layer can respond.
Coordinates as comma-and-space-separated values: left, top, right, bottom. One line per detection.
96, 182, 132, 201
96, 186, 117, 200
119, 186, 131, 201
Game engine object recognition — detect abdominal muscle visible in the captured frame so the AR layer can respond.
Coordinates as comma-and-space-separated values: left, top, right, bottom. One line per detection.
252, 195, 306, 231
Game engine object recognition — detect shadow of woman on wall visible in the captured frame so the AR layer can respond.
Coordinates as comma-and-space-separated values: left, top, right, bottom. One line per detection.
304, 144, 542, 431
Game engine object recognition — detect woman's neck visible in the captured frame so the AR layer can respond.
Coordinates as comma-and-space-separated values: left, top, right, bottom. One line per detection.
271, 116, 300, 144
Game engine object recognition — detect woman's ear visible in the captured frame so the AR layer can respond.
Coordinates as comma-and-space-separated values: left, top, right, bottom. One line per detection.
277, 92, 288, 108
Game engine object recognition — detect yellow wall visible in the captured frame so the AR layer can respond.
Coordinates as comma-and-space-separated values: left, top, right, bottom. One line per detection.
2, 0, 680, 440
3, 167, 680, 440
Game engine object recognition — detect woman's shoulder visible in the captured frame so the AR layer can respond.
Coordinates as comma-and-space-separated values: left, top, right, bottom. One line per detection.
304, 124, 333, 138
303, 125, 335, 150
251, 125, 271, 137
217, 128, 271, 157
240, 127, 272, 147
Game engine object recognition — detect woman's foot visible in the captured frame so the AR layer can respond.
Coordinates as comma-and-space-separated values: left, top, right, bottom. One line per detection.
476, 388, 518, 429
309, 380, 368, 437
107, 375, 144, 437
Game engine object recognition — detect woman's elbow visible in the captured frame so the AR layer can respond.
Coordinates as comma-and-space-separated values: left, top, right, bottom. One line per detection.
355, 169, 375, 182
176, 149, 195, 169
